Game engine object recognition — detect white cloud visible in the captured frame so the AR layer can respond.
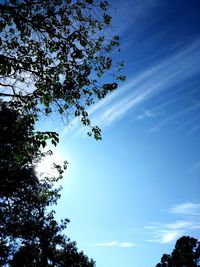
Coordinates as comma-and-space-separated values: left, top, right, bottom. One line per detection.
85, 39, 200, 131
120, 242, 136, 248
106, 40, 198, 117
93, 241, 136, 248
148, 230, 182, 244
146, 202, 200, 244
160, 230, 182, 244
61, 38, 200, 138
136, 109, 159, 120
93, 241, 118, 247
165, 221, 193, 229
147, 221, 190, 244
169, 202, 200, 216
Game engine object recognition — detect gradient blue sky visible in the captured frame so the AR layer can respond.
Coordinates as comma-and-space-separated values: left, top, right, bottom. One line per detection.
37, 1, 200, 266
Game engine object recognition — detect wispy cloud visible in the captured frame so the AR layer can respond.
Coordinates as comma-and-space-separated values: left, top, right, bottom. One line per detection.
169, 202, 200, 216
147, 228, 183, 244
135, 88, 191, 122
136, 109, 159, 120
92, 241, 136, 248
149, 103, 200, 132
88, 39, 200, 128
113, 0, 166, 37
146, 202, 200, 244
179, 113, 200, 132
61, 39, 200, 138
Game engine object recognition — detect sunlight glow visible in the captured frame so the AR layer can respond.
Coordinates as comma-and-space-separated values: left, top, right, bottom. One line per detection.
35, 150, 65, 179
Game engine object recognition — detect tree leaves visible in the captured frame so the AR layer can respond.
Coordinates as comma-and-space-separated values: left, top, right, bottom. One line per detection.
0, 0, 125, 140
156, 236, 200, 267
0, 102, 95, 266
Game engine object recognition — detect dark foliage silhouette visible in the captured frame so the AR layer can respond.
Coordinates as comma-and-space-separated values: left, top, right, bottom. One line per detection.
0, 102, 95, 266
0, 1, 123, 265
156, 236, 200, 267
0, 0, 124, 139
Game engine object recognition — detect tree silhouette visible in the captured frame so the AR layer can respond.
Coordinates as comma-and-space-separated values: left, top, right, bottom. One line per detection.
0, 1, 123, 265
0, 0, 124, 139
156, 236, 200, 267
0, 102, 95, 266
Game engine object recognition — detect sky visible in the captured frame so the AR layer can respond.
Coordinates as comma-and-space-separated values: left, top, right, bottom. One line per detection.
37, 1, 200, 266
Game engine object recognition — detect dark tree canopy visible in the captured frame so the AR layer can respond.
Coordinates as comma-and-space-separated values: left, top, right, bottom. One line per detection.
156, 236, 200, 267
0, 102, 95, 266
0, 1, 124, 265
0, 0, 124, 139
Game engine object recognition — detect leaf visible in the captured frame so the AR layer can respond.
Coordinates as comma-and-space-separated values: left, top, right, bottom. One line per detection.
117, 75, 126, 81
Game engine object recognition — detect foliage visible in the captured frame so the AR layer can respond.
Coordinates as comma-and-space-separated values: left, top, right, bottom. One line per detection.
0, 0, 123, 264
0, 0, 124, 139
0, 102, 95, 266
156, 236, 200, 267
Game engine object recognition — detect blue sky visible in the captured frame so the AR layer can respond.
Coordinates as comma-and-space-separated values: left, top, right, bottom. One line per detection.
37, 1, 200, 266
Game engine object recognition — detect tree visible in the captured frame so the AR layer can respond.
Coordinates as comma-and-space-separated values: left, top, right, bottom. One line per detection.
0, 102, 95, 266
0, 1, 124, 264
0, 0, 124, 139
156, 236, 200, 267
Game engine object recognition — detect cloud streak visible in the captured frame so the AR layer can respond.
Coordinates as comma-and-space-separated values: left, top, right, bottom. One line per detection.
89, 39, 200, 128
136, 109, 159, 120
92, 241, 136, 248
62, 38, 200, 138
146, 202, 200, 244
169, 202, 200, 216
149, 103, 200, 132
